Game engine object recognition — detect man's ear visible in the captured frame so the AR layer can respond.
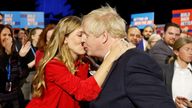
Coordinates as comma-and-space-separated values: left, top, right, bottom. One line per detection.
102, 31, 108, 43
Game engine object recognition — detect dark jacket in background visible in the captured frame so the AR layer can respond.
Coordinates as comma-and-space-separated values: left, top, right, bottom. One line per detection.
148, 39, 173, 65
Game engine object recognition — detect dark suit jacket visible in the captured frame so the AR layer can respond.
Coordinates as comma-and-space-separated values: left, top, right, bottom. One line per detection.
148, 39, 173, 65
160, 63, 174, 98
90, 48, 176, 108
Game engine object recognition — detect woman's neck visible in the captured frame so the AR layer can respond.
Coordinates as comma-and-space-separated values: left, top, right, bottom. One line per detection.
176, 59, 188, 69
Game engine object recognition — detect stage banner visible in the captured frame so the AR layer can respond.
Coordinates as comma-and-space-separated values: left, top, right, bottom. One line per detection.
130, 12, 154, 29
0, 11, 44, 28
172, 9, 192, 35
0, 11, 21, 28
20, 12, 44, 28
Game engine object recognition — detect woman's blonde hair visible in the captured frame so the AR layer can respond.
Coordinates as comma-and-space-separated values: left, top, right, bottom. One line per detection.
32, 16, 81, 97
147, 33, 161, 50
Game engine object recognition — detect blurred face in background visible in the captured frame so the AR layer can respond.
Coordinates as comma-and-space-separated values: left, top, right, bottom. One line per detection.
143, 26, 153, 40
148, 34, 161, 48
127, 27, 142, 45
46, 29, 54, 44
163, 26, 181, 47
18, 29, 26, 40
0, 27, 12, 47
0, 15, 3, 24
31, 29, 42, 46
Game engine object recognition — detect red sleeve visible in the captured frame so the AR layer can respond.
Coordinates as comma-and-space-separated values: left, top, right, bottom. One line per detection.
45, 59, 101, 101
75, 63, 89, 80
35, 50, 44, 68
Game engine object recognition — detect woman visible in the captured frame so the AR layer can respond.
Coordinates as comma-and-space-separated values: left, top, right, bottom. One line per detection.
35, 24, 55, 67
162, 37, 192, 108
18, 27, 43, 105
26, 16, 130, 108
146, 33, 161, 51
0, 24, 28, 108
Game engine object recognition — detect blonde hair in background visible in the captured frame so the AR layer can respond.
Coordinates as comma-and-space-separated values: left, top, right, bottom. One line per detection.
32, 16, 82, 97
82, 4, 127, 38
168, 37, 192, 64
147, 33, 162, 50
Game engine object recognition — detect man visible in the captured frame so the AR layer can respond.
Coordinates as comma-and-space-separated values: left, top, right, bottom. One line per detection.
127, 26, 148, 51
81, 5, 176, 108
0, 13, 4, 24
127, 26, 142, 45
142, 25, 154, 41
148, 23, 181, 64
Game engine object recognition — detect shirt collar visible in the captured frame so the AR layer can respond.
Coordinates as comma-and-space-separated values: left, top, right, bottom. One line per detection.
174, 60, 192, 70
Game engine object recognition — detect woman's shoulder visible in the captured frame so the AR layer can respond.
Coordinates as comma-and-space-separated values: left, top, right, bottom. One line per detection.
45, 58, 68, 71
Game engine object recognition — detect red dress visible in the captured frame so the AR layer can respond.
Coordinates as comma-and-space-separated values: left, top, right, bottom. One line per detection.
26, 59, 101, 108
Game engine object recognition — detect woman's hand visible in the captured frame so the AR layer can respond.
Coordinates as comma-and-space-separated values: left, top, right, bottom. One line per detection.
175, 96, 192, 108
107, 38, 135, 61
19, 41, 31, 57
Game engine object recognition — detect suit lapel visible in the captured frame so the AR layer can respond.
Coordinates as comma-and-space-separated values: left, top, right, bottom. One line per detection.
166, 64, 174, 98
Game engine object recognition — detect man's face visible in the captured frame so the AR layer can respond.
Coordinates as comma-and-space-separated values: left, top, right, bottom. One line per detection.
81, 26, 103, 57
127, 28, 141, 45
143, 27, 153, 39
164, 26, 181, 46
0, 15, 3, 24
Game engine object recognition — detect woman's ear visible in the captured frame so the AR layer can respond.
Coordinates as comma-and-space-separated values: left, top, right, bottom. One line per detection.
64, 37, 68, 44
174, 50, 179, 56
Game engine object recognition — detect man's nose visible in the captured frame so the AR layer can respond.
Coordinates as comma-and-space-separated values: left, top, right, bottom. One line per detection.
81, 34, 87, 43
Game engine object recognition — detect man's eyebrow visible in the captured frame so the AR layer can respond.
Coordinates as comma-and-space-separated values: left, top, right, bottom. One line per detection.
82, 31, 88, 35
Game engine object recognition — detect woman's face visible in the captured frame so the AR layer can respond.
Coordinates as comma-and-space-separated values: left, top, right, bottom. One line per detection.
32, 29, 42, 45
65, 28, 86, 59
175, 43, 192, 63
0, 27, 12, 47
46, 29, 54, 44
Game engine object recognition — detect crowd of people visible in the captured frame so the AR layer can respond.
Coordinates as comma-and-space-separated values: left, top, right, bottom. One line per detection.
0, 4, 192, 108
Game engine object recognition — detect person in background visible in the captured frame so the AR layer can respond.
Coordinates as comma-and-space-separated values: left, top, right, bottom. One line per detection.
35, 24, 55, 67
81, 5, 175, 108
180, 27, 189, 38
149, 22, 182, 64
26, 16, 129, 108
161, 37, 192, 108
17, 28, 29, 48
142, 25, 154, 41
19, 27, 42, 106
127, 26, 142, 46
146, 33, 162, 51
136, 25, 154, 51
0, 13, 4, 24
0, 24, 28, 108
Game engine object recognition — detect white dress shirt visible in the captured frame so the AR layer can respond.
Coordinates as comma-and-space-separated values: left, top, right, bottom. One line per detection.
172, 61, 192, 101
